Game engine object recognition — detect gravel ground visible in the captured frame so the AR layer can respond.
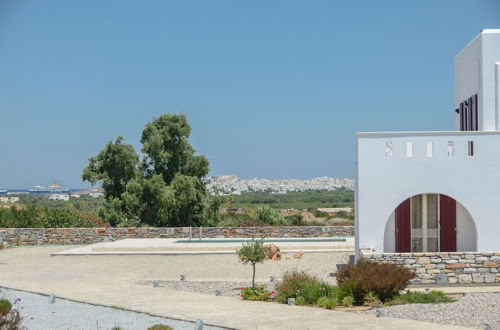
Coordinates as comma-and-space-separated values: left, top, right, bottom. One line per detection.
138, 280, 276, 297
0, 287, 224, 330
358, 293, 500, 330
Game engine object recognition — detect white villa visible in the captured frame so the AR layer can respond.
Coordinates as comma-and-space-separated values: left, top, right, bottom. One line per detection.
356, 29, 500, 256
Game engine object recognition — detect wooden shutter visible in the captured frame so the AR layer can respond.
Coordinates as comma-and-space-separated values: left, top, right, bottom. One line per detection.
440, 195, 457, 252
395, 198, 411, 252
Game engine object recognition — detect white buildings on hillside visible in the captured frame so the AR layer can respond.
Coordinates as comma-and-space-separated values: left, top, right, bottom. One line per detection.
356, 30, 500, 255
49, 194, 70, 201
206, 176, 354, 195
0, 196, 19, 203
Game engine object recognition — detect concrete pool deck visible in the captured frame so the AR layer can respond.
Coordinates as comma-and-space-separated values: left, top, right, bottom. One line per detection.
0, 246, 471, 329
52, 237, 355, 255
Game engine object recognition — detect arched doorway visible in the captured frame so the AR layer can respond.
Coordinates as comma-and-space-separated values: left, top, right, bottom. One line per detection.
384, 193, 477, 253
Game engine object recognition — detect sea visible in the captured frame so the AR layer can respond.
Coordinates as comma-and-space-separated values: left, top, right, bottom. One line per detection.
0, 189, 85, 195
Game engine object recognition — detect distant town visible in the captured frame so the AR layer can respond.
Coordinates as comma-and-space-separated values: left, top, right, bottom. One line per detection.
0, 176, 354, 202
206, 175, 354, 195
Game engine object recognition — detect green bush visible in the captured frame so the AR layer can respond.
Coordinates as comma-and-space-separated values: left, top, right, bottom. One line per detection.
254, 205, 286, 225
0, 206, 105, 228
341, 295, 354, 306
0, 298, 21, 329
295, 296, 306, 305
363, 292, 382, 307
284, 214, 304, 225
316, 296, 337, 309
0, 299, 12, 316
313, 209, 330, 218
275, 269, 336, 305
337, 259, 415, 302
385, 290, 456, 306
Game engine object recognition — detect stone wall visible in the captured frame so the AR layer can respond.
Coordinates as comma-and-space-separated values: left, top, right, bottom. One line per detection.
0, 226, 354, 246
362, 252, 500, 284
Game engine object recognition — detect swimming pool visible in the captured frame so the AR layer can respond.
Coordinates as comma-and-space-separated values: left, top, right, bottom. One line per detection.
174, 237, 347, 243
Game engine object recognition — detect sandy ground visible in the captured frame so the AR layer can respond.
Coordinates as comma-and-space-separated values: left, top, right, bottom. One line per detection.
1, 245, 350, 284
0, 246, 469, 330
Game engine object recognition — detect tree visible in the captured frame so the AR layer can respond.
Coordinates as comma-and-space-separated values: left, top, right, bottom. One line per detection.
82, 114, 214, 227
237, 239, 269, 287
141, 114, 209, 184
82, 136, 139, 200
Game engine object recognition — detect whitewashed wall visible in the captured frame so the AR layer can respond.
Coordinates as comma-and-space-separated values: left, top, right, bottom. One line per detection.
356, 131, 500, 254
455, 29, 500, 131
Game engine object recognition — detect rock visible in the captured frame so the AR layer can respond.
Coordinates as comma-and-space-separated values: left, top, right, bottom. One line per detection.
458, 274, 472, 284
265, 244, 280, 259
472, 274, 484, 283
485, 273, 496, 283
418, 257, 430, 264
446, 263, 466, 269
436, 274, 448, 285
483, 261, 500, 268
293, 251, 304, 259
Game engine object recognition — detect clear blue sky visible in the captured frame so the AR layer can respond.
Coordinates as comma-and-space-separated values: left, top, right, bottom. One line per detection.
1, 1, 499, 188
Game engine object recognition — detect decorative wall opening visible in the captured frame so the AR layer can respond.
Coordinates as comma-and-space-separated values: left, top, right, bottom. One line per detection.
384, 194, 477, 253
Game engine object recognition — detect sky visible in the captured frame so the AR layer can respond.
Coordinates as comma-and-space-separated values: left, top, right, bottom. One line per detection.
0, 1, 499, 189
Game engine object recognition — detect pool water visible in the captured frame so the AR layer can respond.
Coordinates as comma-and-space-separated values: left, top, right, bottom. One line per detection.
174, 237, 347, 243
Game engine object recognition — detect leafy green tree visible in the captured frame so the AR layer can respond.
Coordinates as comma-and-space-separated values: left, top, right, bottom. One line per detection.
237, 239, 269, 287
141, 114, 209, 184
82, 136, 140, 200
83, 114, 214, 227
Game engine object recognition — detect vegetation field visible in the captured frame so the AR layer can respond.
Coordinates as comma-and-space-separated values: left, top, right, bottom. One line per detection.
231, 190, 354, 210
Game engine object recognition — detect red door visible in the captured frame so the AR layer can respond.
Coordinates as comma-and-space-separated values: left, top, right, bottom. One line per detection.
395, 198, 411, 252
440, 195, 457, 252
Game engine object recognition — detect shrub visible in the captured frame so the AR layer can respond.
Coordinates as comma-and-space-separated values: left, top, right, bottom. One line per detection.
237, 239, 269, 287
0, 298, 22, 329
316, 296, 337, 309
341, 295, 354, 306
148, 325, 173, 330
254, 205, 286, 225
363, 292, 382, 307
313, 209, 330, 218
295, 296, 306, 305
385, 290, 456, 306
240, 286, 275, 301
285, 214, 304, 226
275, 269, 335, 305
337, 259, 415, 302
0, 299, 12, 317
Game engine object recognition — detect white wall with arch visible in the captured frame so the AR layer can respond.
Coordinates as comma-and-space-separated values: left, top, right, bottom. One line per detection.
355, 131, 500, 255
382, 195, 477, 253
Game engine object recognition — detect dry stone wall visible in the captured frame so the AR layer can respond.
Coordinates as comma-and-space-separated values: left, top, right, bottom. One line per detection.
0, 226, 354, 246
362, 252, 500, 284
